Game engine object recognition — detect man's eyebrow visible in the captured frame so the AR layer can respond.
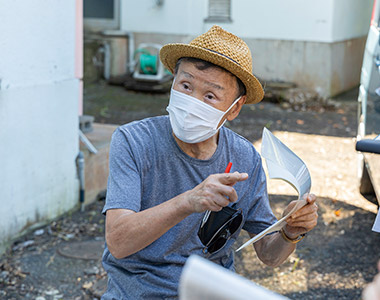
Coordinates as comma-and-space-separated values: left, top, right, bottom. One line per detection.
205, 81, 224, 91
179, 70, 194, 79
179, 70, 224, 90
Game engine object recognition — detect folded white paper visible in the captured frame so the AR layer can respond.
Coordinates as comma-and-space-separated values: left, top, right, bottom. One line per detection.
236, 128, 312, 252
179, 255, 288, 300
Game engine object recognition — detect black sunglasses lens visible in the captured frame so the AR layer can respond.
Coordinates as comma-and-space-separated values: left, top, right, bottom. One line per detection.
207, 235, 227, 253
230, 213, 243, 233
206, 211, 243, 254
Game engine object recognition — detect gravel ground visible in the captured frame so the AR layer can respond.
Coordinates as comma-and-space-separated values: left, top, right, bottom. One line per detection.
1, 82, 379, 299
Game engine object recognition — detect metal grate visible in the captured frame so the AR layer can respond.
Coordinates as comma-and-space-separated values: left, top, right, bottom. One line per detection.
208, 0, 231, 21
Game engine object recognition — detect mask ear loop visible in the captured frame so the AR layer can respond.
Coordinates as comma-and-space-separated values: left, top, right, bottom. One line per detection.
215, 96, 242, 130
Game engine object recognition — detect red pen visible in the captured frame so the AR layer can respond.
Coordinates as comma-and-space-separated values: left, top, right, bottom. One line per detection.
201, 162, 233, 227
224, 162, 232, 173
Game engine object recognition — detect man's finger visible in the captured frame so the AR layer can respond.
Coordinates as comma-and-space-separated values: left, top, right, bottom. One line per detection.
214, 184, 238, 203
214, 194, 233, 208
303, 193, 317, 204
282, 200, 298, 217
287, 212, 318, 225
219, 171, 248, 185
289, 203, 318, 219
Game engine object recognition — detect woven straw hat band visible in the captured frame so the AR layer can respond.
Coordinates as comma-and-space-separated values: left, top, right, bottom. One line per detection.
189, 26, 253, 74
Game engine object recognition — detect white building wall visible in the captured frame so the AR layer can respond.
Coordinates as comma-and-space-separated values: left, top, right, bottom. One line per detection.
331, 0, 373, 42
121, 0, 372, 42
0, 0, 79, 252
120, 0, 204, 36
228, 0, 372, 42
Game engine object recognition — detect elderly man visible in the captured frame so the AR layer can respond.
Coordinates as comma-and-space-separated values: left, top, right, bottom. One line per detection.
101, 25, 318, 299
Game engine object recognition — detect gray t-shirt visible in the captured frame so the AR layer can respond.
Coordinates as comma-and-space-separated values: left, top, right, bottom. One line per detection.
101, 116, 276, 299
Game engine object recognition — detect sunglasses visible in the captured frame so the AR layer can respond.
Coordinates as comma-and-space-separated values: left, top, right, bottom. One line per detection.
198, 205, 243, 254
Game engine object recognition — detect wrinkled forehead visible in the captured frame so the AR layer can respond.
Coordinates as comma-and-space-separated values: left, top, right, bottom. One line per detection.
175, 57, 233, 77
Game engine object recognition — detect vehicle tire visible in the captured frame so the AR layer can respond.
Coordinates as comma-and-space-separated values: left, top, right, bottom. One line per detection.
359, 160, 375, 195
375, 97, 380, 114
356, 112, 375, 195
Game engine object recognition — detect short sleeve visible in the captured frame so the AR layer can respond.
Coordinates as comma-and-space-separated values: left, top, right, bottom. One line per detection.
102, 127, 142, 214
242, 157, 277, 234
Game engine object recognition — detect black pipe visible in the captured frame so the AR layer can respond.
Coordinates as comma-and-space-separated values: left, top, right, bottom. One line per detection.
356, 139, 380, 154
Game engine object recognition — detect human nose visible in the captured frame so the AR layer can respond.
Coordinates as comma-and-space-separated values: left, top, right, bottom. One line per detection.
192, 91, 205, 102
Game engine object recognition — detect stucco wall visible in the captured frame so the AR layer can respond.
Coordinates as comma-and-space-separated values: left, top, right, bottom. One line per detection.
0, 1, 79, 252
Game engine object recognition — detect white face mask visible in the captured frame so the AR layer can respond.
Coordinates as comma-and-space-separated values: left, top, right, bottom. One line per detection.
166, 88, 241, 143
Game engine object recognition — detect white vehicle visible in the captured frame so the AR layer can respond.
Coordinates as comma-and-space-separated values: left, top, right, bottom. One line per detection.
356, 0, 380, 204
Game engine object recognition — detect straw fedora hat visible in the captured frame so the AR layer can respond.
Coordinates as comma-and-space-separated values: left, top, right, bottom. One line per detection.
159, 25, 264, 104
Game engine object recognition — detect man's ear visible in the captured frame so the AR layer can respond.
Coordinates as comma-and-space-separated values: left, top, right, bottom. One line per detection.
227, 95, 247, 121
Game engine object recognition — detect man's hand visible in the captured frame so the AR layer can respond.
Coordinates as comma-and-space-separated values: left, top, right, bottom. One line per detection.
282, 193, 318, 239
253, 194, 317, 267
183, 171, 248, 213
363, 260, 380, 300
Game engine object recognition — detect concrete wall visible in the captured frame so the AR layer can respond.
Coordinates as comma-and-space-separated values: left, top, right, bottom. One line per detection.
248, 36, 367, 97
81, 124, 118, 205
0, 1, 80, 252
117, 0, 373, 97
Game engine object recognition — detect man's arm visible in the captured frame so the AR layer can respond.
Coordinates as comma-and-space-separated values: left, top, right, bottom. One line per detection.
106, 194, 190, 259
106, 172, 248, 259
252, 194, 318, 267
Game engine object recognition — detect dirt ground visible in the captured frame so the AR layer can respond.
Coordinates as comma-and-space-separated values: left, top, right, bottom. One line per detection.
1, 81, 380, 299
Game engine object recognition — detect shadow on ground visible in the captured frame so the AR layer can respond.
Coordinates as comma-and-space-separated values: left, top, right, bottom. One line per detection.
235, 194, 380, 299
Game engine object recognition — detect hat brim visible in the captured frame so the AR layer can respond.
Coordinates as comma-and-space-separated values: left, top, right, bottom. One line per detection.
159, 43, 264, 104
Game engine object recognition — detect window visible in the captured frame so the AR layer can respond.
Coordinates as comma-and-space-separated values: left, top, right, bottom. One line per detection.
84, 0, 120, 32
205, 0, 231, 23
